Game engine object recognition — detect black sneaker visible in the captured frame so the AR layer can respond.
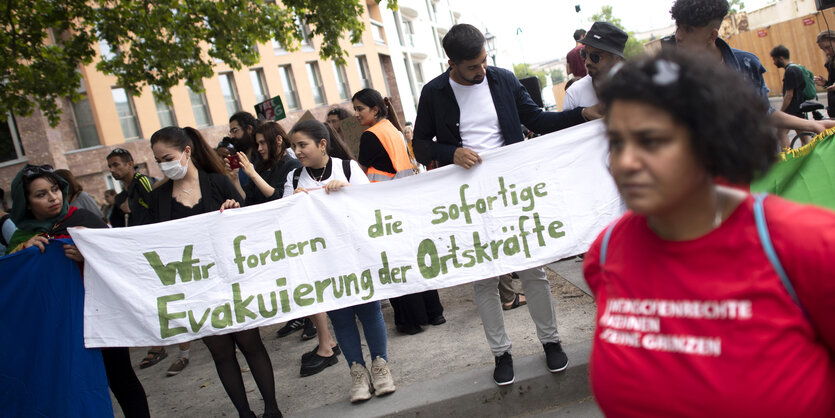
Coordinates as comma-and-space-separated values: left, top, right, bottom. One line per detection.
544, 342, 568, 372
300, 318, 317, 340
276, 319, 304, 338
493, 351, 514, 386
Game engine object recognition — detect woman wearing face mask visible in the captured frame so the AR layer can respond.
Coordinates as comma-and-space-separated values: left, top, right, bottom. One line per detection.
283, 120, 397, 403
353, 88, 444, 335
583, 51, 835, 416
148, 126, 282, 418
6, 164, 151, 418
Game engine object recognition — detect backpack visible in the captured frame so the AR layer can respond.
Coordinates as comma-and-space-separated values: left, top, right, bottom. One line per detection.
292, 159, 352, 189
787, 64, 817, 101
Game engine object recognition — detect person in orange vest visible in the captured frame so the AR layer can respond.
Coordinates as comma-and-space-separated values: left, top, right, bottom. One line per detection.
353, 89, 417, 182
353, 88, 446, 335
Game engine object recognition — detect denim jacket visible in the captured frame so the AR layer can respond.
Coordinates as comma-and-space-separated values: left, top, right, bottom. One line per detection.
412, 66, 585, 167
717, 38, 772, 110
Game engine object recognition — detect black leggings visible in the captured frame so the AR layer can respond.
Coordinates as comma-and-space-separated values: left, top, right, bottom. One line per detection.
203, 328, 280, 418
101, 347, 150, 418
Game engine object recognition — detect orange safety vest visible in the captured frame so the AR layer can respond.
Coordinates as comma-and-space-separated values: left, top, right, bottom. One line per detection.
364, 119, 416, 182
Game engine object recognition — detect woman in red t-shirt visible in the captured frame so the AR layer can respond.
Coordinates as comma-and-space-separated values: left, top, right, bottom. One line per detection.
583, 50, 835, 417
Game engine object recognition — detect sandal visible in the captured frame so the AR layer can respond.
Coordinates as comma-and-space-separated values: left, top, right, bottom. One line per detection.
502, 293, 527, 311
139, 348, 168, 369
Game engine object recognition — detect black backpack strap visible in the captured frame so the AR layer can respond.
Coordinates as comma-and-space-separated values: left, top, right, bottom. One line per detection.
342, 159, 351, 182
292, 167, 304, 190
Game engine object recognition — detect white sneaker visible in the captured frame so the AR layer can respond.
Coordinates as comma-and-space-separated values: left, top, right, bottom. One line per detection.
370, 356, 396, 396
349, 363, 373, 403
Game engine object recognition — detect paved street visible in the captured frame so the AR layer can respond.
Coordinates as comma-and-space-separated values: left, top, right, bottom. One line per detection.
112, 260, 597, 417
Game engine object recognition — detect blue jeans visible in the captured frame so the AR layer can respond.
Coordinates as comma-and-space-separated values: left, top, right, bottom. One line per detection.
327, 301, 388, 368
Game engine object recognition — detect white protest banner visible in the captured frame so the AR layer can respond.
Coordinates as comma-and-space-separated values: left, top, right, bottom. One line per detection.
71, 120, 621, 347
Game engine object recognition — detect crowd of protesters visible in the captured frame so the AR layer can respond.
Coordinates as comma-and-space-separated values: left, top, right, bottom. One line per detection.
2, 0, 834, 416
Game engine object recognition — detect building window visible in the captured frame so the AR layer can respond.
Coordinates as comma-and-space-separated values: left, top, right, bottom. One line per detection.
188, 86, 212, 127
279, 65, 300, 110
297, 16, 313, 48
218, 73, 242, 117
413, 62, 425, 87
153, 88, 177, 128
306, 62, 327, 106
351, 30, 363, 47
356, 55, 372, 89
404, 19, 415, 47
104, 173, 124, 193
0, 113, 24, 164
272, 39, 288, 56
250, 69, 270, 104
404, 56, 417, 97
112, 87, 141, 140
72, 96, 100, 148
332, 62, 350, 101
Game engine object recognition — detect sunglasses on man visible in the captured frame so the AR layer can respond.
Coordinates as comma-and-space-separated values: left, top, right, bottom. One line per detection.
580, 49, 602, 64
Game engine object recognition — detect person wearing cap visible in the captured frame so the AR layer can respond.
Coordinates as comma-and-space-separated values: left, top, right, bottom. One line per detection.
563, 22, 627, 111
814, 30, 835, 117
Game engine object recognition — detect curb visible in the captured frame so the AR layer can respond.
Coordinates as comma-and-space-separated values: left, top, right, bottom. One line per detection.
290, 341, 592, 418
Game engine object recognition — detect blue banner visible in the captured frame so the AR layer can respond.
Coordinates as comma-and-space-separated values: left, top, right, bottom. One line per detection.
0, 240, 113, 417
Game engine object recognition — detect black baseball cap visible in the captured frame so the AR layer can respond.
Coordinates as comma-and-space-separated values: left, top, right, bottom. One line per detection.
580, 22, 628, 58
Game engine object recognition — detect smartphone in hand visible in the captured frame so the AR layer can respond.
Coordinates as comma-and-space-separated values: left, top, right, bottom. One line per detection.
227, 155, 241, 170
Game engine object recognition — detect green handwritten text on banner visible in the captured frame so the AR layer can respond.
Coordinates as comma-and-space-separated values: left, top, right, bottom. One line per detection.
71, 120, 621, 348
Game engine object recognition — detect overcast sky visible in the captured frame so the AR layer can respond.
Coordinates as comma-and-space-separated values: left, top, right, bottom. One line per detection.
456, 0, 775, 65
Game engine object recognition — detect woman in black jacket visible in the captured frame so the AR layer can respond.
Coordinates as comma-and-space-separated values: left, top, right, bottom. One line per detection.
148, 126, 282, 418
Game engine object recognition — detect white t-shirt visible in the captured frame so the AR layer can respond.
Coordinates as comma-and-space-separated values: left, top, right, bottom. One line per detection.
449, 77, 505, 153
563, 75, 598, 111
283, 157, 369, 196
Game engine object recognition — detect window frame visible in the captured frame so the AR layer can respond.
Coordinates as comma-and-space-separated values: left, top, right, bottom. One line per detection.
111, 87, 142, 140
279, 65, 301, 111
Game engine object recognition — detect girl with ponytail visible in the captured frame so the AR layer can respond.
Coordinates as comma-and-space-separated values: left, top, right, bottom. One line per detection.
147, 126, 283, 418
353, 88, 444, 335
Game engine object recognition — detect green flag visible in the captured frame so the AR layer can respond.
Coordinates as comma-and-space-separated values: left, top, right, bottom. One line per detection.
751, 129, 835, 210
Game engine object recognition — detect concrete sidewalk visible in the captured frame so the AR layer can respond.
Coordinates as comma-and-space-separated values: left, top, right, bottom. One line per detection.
116, 260, 598, 417
291, 341, 594, 418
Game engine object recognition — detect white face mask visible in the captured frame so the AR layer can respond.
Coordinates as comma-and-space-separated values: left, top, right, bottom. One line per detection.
158, 152, 189, 180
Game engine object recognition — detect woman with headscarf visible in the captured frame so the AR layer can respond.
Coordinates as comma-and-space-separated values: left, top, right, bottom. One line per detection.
6, 164, 150, 417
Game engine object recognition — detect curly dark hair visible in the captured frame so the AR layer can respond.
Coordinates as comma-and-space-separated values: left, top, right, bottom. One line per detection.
670, 0, 728, 27
597, 50, 777, 183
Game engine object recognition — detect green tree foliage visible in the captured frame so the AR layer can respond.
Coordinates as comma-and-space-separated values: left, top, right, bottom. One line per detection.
729, 0, 746, 14
589, 5, 647, 59
590, 5, 622, 29
1, 0, 392, 126
549, 68, 565, 84
513, 63, 547, 88
514, 64, 566, 87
